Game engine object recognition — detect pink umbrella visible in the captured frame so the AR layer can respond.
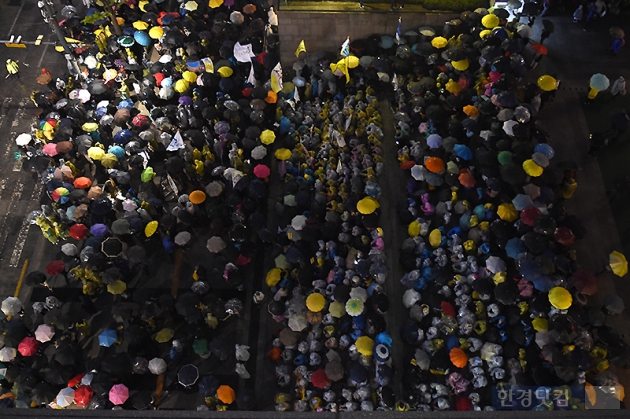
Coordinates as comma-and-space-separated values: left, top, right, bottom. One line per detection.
253, 164, 270, 178
17, 337, 39, 356
42, 143, 59, 156
109, 383, 129, 405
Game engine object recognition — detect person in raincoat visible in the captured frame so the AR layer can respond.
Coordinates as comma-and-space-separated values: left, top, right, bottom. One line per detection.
5, 59, 19, 81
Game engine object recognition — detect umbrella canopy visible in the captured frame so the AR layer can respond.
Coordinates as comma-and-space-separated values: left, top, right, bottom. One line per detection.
1, 297, 21, 316
206, 236, 226, 253
148, 358, 167, 375
35, 324, 55, 343
109, 383, 129, 405
17, 337, 38, 357
98, 329, 117, 347
216, 385, 235, 404
177, 364, 199, 387
609, 251, 628, 277
355, 336, 374, 356
74, 385, 94, 407
56, 387, 75, 408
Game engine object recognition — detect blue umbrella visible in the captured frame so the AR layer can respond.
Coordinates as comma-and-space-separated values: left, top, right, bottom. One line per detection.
380, 35, 395, 49
118, 99, 133, 109
108, 145, 125, 158
590, 73, 610, 91
198, 375, 220, 397
534, 143, 554, 158
505, 237, 527, 259
98, 329, 117, 347
426, 134, 442, 148
90, 223, 109, 237
113, 129, 132, 144
519, 259, 542, 281
531, 275, 554, 292
512, 194, 534, 211
453, 144, 473, 160
134, 30, 151, 47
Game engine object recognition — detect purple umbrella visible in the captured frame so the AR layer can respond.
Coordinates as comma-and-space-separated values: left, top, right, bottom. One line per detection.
179, 96, 193, 106
213, 121, 230, 134
90, 223, 109, 237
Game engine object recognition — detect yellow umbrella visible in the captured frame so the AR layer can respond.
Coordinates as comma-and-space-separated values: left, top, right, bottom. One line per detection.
182, 71, 198, 83
357, 197, 379, 215
184, 0, 198, 11
479, 29, 492, 39
548, 287, 572, 310
100, 153, 118, 168
445, 79, 461, 94
266, 268, 282, 287
537, 75, 557, 92
497, 203, 518, 222
429, 229, 442, 248
87, 147, 105, 160
107, 280, 127, 295
148, 26, 164, 39
209, 0, 223, 8
609, 251, 628, 277
329, 301, 346, 318
306, 293, 325, 312
82, 122, 99, 132
260, 129, 276, 145
522, 159, 543, 177
532, 317, 548, 331
431, 36, 448, 49
355, 336, 374, 356
174, 79, 190, 93
217, 66, 233, 78
408, 220, 420, 237
133, 21, 149, 30
482, 14, 499, 28
345, 56, 360, 68
103, 68, 118, 82
275, 148, 291, 161
452, 59, 469, 71
155, 328, 174, 343
145, 220, 158, 237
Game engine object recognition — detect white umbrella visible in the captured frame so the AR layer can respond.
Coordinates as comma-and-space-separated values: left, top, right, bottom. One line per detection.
1, 297, 22, 316
206, 236, 226, 253
503, 120, 518, 136
174, 231, 191, 246
205, 181, 224, 197
486, 256, 507, 274
61, 243, 78, 257
411, 165, 425, 181
535, 331, 552, 349
35, 324, 55, 343
122, 199, 138, 211
517, 24, 534, 39
0, 347, 16, 362
251, 145, 267, 160
78, 89, 91, 103
148, 357, 167, 375
288, 313, 308, 331
414, 348, 430, 370
291, 215, 307, 231
349, 287, 368, 302
56, 387, 75, 408
403, 289, 421, 308
15, 133, 32, 146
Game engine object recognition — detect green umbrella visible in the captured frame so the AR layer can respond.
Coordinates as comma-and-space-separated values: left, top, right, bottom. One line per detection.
117, 36, 135, 47
193, 338, 208, 356
141, 167, 154, 182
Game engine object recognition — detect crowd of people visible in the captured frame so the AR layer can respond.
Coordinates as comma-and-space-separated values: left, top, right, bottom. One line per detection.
0, 0, 627, 412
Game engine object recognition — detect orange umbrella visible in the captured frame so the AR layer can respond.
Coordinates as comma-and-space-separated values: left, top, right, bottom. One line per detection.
450, 347, 468, 368
189, 190, 206, 204
216, 385, 235, 404
458, 171, 476, 187
73, 177, 92, 189
425, 157, 445, 173
530, 43, 548, 55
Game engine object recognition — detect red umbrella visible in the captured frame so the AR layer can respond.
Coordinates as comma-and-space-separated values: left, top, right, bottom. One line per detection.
69, 224, 89, 240
572, 270, 598, 296
553, 226, 575, 248
74, 385, 94, 406
46, 260, 65, 275
18, 337, 39, 357
311, 369, 330, 389
400, 160, 416, 170
441, 301, 456, 317
520, 206, 541, 226
253, 164, 270, 178
458, 171, 476, 188
530, 43, 548, 55
132, 114, 150, 128
68, 373, 86, 388
109, 383, 129, 405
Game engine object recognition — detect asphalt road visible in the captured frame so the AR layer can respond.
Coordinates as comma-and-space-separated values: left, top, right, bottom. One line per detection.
0, 0, 71, 297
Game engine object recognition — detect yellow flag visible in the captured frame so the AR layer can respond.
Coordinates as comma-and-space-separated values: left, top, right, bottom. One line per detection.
330, 59, 350, 84
295, 40, 306, 57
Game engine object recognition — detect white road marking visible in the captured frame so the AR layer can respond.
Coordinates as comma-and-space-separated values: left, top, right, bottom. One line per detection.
37, 44, 50, 68
12, 158, 22, 172
6, 98, 28, 160
6, 1, 25, 38
0, 184, 23, 261
9, 217, 30, 268
0, 98, 13, 130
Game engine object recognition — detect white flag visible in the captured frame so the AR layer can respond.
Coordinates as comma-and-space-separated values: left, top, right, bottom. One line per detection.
233, 42, 256, 63
247, 64, 256, 85
166, 131, 185, 151
340, 37, 350, 57
270, 62, 283, 93
294, 85, 300, 103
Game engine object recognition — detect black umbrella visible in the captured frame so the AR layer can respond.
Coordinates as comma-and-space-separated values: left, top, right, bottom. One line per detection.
177, 364, 199, 387
30, 382, 58, 405
42, 361, 72, 385
25, 271, 47, 286
101, 237, 124, 258
132, 390, 153, 410
198, 375, 220, 397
